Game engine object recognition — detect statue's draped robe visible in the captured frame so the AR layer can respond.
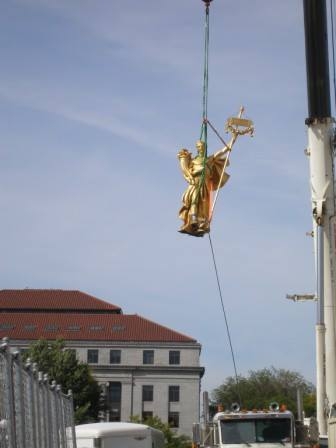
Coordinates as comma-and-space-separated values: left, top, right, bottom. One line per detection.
178, 149, 230, 236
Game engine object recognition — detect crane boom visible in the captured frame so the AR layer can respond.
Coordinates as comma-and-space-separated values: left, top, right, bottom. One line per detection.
303, 0, 336, 435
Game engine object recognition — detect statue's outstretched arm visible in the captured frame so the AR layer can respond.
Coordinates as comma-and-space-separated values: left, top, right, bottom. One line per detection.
213, 145, 230, 159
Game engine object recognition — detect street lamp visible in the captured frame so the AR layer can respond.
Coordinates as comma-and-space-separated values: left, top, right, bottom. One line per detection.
286, 294, 317, 302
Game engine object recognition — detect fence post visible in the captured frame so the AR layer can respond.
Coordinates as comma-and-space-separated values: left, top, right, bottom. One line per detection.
33, 363, 42, 448
50, 380, 59, 448
13, 351, 25, 448
0, 341, 9, 448
38, 371, 49, 448
67, 390, 77, 448
1, 339, 16, 448
43, 373, 54, 448
56, 384, 66, 448
25, 358, 37, 448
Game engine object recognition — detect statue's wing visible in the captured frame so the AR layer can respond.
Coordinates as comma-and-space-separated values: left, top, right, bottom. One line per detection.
209, 154, 230, 191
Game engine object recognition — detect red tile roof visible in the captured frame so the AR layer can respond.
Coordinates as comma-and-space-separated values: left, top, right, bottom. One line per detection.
0, 290, 121, 313
0, 313, 196, 343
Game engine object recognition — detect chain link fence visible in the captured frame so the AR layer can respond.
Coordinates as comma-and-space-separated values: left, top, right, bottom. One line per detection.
0, 338, 77, 448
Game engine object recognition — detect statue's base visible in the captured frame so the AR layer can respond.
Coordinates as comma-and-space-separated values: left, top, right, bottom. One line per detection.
178, 227, 209, 238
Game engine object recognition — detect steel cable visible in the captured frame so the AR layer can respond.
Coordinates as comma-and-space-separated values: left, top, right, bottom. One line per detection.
208, 233, 242, 405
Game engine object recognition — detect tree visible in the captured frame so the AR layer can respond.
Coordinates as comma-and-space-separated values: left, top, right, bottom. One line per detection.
22, 339, 100, 423
303, 393, 316, 417
131, 415, 191, 448
212, 367, 316, 417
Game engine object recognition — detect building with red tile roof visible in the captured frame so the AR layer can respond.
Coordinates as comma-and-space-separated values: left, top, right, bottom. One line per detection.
0, 289, 121, 313
0, 289, 203, 436
0, 312, 196, 342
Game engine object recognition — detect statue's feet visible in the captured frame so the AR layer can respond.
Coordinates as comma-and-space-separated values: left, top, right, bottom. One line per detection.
197, 220, 210, 235
178, 218, 209, 237
191, 223, 198, 232
179, 223, 191, 234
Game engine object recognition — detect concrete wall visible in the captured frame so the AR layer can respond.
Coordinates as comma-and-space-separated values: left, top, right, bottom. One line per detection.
75, 344, 201, 367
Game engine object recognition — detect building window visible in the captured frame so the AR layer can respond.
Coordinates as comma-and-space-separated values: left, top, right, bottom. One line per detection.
110, 350, 121, 364
67, 325, 81, 332
109, 382, 122, 422
142, 411, 153, 421
87, 349, 98, 364
143, 350, 154, 365
23, 324, 36, 332
169, 350, 180, 365
168, 411, 179, 428
89, 325, 104, 331
0, 323, 14, 331
44, 324, 59, 332
169, 385, 180, 402
142, 385, 153, 402
112, 325, 125, 332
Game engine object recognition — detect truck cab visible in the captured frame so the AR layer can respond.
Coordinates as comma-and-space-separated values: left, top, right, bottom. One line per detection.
193, 403, 295, 448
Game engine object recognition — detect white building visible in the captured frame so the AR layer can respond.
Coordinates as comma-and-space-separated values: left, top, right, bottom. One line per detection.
0, 289, 204, 436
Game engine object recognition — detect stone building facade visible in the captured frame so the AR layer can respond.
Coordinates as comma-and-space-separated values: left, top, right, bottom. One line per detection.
0, 289, 204, 436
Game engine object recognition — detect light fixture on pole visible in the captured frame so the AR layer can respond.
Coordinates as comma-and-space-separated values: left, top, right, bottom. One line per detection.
286, 294, 317, 302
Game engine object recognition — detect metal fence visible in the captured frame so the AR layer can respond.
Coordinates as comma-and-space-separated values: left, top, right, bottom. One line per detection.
0, 338, 77, 448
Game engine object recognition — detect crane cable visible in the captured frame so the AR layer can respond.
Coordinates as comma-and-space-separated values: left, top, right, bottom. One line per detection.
208, 233, 242, 406
199, 0, 242, 406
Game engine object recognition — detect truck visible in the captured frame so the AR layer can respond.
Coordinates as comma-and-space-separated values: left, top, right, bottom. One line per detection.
192, 403, 299, 448
73, 422, 165, 448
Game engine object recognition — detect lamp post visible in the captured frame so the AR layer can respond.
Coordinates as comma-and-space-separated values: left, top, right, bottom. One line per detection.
286, 289, 326, 434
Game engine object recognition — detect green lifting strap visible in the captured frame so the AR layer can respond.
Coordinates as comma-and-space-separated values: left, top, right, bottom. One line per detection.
193, 0, 211, 206
200, 1, 211, 151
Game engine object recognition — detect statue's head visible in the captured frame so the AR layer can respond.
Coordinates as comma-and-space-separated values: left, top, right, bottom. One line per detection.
196, 140, 206, 155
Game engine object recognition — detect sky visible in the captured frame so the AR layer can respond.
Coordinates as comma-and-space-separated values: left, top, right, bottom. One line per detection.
0, 0, 324, 394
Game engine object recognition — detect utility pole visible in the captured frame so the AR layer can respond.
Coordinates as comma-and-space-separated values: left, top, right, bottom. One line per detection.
303, 0, 336, 435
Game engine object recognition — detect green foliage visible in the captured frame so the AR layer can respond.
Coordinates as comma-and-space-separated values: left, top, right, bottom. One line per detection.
303, 393, 316, 417
212, 367, 316, 417
22, 339, 100, 423
130, 415, 191, 448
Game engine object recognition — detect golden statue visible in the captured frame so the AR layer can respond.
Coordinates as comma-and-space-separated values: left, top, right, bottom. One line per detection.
178, 140, 230, 237
177, 108, 254, 237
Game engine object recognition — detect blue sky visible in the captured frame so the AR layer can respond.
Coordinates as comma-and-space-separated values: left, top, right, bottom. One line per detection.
0, 0, 320, 393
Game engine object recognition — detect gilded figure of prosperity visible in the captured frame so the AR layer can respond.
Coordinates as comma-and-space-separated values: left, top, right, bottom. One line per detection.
177, 140, 230, 237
